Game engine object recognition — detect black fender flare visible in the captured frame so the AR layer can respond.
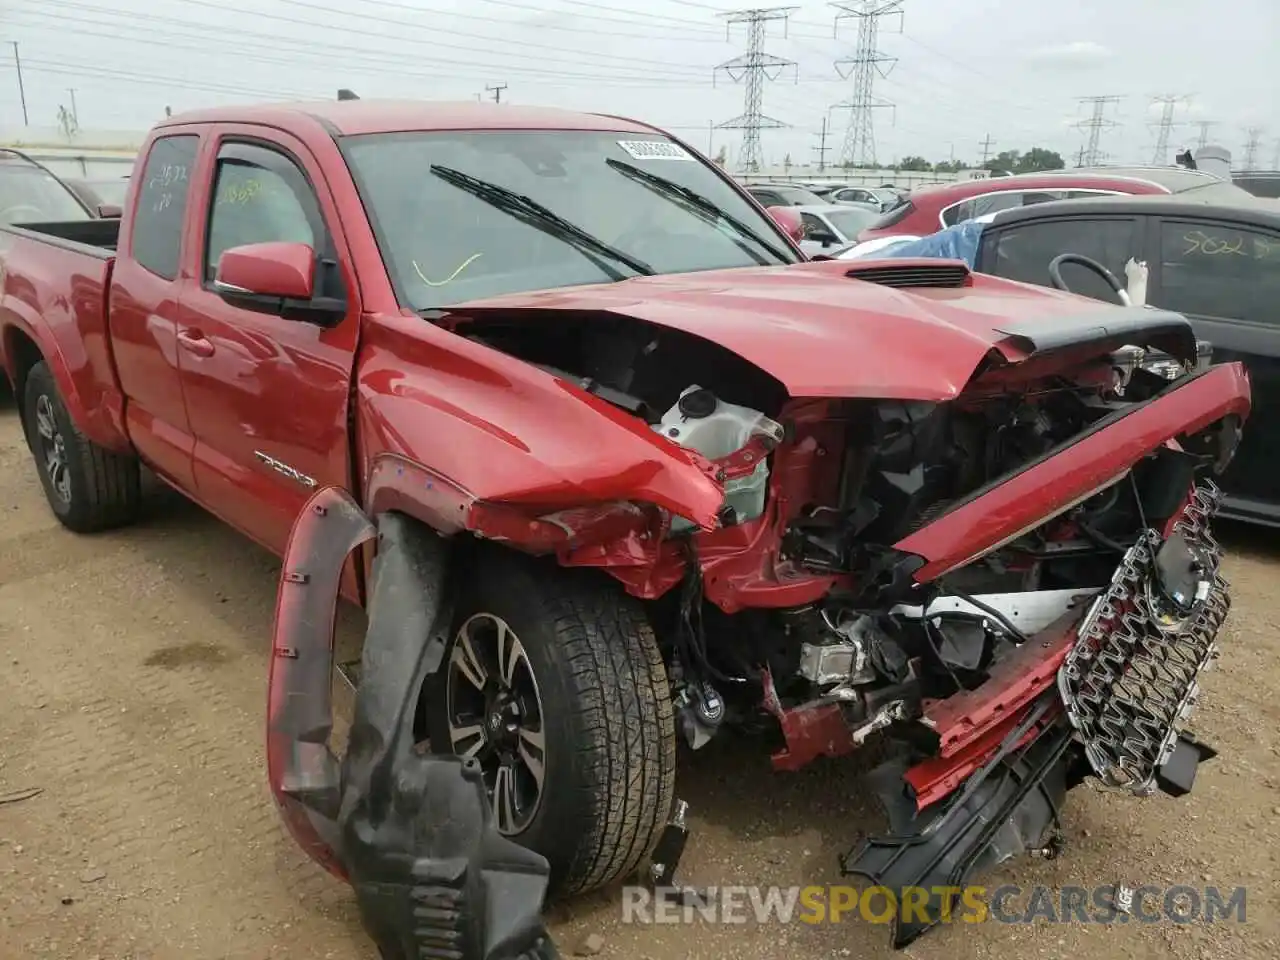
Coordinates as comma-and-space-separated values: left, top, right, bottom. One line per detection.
268, 486, 559, 960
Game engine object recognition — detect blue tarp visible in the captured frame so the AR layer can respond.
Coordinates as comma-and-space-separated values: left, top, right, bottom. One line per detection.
845, 218, 988, 268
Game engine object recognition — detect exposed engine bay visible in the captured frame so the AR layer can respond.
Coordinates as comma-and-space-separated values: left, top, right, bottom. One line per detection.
450, 310, 1228, 770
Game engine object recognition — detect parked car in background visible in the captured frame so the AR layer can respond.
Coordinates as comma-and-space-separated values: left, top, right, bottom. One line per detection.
848, 193, 1279, 526
0, 148, 95, 225
744, 182, 826, 207
794, 203, 881, 255
828, 185, 901, 212
853, 168, 1253, 243
64, 176, 130, 213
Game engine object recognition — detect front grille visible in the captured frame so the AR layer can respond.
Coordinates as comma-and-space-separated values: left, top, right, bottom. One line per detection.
1057, 482, 1229, 795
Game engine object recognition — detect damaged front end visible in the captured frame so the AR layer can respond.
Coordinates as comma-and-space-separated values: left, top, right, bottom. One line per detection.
842, 480, 1231, 947
268, 489, 559, 960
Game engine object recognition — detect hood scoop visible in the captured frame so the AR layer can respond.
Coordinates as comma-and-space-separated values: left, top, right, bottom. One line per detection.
844, 260, 972, 289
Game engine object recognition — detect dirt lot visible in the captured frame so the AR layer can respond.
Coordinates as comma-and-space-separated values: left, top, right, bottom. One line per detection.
0, 396, 1277, 960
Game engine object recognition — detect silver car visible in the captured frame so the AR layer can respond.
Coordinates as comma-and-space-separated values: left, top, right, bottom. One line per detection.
793, 204, 883, 256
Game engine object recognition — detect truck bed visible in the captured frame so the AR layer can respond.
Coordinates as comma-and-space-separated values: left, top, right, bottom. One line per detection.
0, 217, 125, 450
4, 218, 121, 255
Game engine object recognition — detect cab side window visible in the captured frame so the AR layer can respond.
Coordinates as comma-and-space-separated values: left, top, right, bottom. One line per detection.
203, 142, 321, 285
1156, 220, 1280, 324
131, 134, 199, 280
988, 217, 1136, 302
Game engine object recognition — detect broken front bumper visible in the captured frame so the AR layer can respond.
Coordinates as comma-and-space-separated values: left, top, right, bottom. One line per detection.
844, 480, 1230, 949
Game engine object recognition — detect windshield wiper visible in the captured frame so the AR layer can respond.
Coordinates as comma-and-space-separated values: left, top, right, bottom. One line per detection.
605, 157, 794, 265
428, 165, 655, 279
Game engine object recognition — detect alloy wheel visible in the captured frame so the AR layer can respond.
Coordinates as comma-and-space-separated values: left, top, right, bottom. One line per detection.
444, 612, 547, 836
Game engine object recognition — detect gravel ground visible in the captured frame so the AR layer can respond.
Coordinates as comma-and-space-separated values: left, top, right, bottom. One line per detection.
0, 395, 1277, 960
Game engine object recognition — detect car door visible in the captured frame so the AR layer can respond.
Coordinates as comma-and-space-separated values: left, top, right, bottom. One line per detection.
976, 214, 1143, 303
176, 130, 359, 554
107, 131, 203, 489
1146, 215, 1280, 514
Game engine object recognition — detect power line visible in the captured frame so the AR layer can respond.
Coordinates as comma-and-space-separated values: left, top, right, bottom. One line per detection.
713, 7, 798, 174
485, 82, 507, 103
1193, 119, 1218, 149
812, 114, 832, 171
1148, 94, 1189, 165
8, 41, 27, 126
1242, 127, 1264, 171
979, 133, 995, 165
1074, 95, 1122, 166
831, 0, 902, 169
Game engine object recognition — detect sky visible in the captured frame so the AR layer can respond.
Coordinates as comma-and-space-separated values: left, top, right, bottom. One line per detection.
0, 0, 1276, 170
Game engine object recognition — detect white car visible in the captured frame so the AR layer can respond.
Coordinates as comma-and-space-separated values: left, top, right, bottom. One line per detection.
793, 204, 883, 256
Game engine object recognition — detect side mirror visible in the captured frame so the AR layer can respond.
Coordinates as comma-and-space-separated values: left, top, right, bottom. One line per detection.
97, 203, 122, 219
765, 205, 805, 244
213, 241, 345, 325
215, 241, 316, 300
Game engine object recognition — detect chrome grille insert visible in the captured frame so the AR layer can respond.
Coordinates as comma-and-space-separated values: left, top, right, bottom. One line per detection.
1057, 482, 1229, 795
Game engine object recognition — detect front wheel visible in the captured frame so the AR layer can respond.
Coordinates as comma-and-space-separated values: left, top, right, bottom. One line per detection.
21, 361, 142, 532
420, 549, 676, 898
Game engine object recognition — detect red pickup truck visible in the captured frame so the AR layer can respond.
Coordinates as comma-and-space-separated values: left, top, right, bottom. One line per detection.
0, 100, 1251, 956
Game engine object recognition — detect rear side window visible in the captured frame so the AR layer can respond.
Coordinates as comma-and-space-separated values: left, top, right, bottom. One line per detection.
1156, 220, 1280, 324
942, 190, 1072, 227
131, 134, 199, 280
750, 189, 782, 206
987, 217, 1136, 302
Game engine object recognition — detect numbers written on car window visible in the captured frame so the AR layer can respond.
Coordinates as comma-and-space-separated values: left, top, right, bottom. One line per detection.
1179, 228, 1280, 260
1158, 220, 1280, 324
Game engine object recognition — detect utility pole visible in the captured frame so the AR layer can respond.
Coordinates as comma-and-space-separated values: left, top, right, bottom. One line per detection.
10, 42, 28, 126
485, 83, 507, 104
1192, 120, 1217, 150
812, 115, 831, 172
1148, 94, 1189, 165
978, 133, 995, 165
67, 88, 79, 126
1272, 138, 1280, 172
1073, 95, 1123, 167
1242, 127, 1264, 171
713, 7, 798, 174
831, 1, 902, 170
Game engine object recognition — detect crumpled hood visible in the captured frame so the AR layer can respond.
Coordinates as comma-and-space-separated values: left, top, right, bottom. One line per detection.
448, 259, 1144, 401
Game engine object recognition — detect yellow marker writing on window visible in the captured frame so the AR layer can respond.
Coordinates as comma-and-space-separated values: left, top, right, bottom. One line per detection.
412, 253, 483, 287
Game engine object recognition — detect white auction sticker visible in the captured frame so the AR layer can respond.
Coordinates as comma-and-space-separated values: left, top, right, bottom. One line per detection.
616, 140, 695, 161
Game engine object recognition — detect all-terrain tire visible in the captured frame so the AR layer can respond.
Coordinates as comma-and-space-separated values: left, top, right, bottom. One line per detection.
21, 361, 142, 533
423, 547, 676, 899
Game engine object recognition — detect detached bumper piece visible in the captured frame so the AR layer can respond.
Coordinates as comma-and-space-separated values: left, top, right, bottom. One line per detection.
268, 488, 559, 960
1057, 481, 1229, 796
842, 698, 1074, 948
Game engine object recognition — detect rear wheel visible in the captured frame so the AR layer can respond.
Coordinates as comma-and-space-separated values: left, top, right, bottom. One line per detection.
21, 361, 142, 532
421, 549, 676, 898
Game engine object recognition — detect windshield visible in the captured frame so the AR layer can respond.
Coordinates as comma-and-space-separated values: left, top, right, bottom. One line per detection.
0, 164, 91, 223
340, 130, 799, 310
826, 207, 880, 238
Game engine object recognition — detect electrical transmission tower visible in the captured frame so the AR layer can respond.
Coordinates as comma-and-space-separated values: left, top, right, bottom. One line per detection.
1242, 127, 1264, 171
813, 115, 832, 172
1148, 94, 1189, 165
831, 1, 902, 169
1192, 120, 1217, 149
979, 133, 996, 165
713, 7, 798, 174
1073, 96, 1122, 166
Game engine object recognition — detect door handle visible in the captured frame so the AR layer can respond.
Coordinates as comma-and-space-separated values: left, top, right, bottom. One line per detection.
177, 330, 215, 358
